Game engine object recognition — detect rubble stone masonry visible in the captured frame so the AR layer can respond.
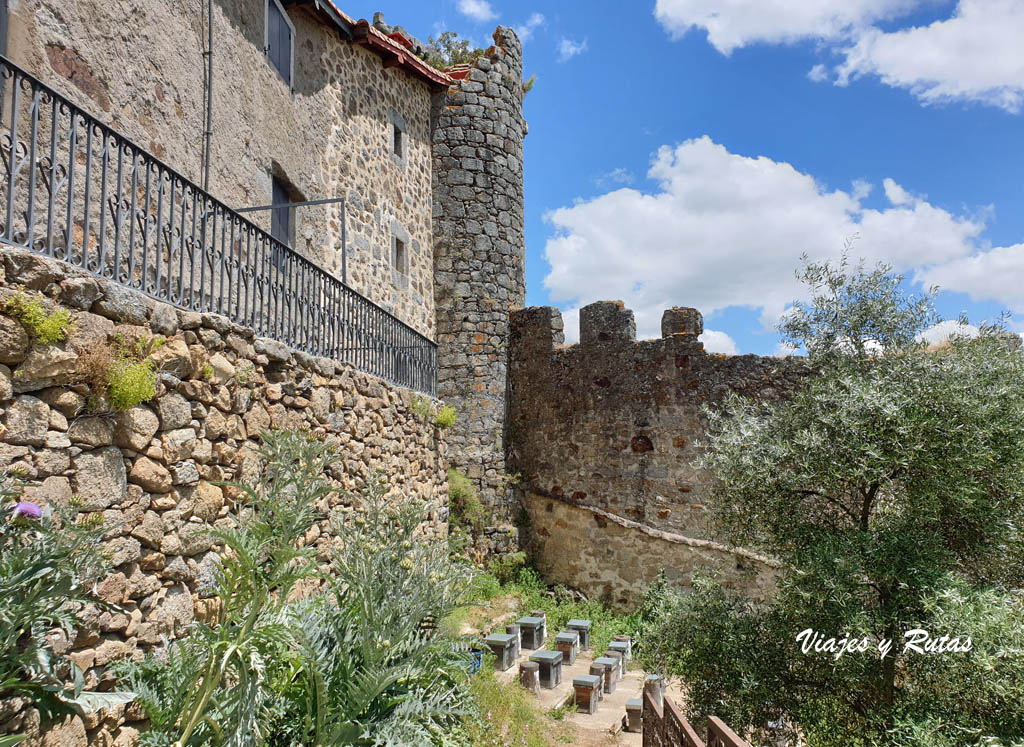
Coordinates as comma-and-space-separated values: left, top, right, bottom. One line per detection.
0, 247, 447, 745
431, 27, 527, 517
7, 0, 438, 335
508, 302, 807, 607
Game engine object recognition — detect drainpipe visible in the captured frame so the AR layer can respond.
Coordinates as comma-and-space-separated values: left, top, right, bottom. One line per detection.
202, 0, 213, 191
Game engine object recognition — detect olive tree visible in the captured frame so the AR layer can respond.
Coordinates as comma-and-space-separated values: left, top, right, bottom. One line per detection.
639, 257, 1024, 746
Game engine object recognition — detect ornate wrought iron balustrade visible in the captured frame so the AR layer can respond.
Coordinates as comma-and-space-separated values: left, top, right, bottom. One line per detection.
0, 55, 436, 395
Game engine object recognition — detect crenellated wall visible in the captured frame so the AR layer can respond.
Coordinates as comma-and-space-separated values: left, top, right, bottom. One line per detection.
431, 27, 527, 518
508, 301, 807, 606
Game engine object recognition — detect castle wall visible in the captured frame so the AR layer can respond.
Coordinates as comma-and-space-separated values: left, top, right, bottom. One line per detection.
0, 247, 447, 745
431, 27, 527, 517
6, 0, 437, 335
508, 302, 807, 604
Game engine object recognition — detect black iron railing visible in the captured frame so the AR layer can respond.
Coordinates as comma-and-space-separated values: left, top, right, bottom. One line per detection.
0, 55, 436, 395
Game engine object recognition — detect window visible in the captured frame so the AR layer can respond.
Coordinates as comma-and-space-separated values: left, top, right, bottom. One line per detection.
393, 124, 403, 157
270, 176, 293, 247
393, 237, 407, 274
265, 0, 294, 86
388, 109, 406, 164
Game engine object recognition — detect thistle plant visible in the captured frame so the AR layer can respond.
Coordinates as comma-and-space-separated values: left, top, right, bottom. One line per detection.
0, 476, 134, 729
269, 474, 477, 746
114, 429, 333, 747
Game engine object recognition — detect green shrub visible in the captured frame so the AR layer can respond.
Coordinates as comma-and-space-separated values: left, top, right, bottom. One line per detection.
487, 550, 527, 585
410, 395, 432, 419
434, 404, 457, 429
448, 468, 485, 534
4, 293, 73, 344
459, 659, 569, 746
107, 357, 156, 411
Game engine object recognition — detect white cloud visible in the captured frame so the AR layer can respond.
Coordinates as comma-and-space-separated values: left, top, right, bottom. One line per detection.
882, 177, 914, 206
457, 0, 496, 22
836, 0, 1024, 112
596, 167, 635, 187
557, 38, 588, 62
514, 12, 545, 42
807, 64, 829, 83
919, 243, 1024, 312
653, 0, 921, 54
543, 136, 989, 344
699, 329, 739, 355
917, 320, 980, 346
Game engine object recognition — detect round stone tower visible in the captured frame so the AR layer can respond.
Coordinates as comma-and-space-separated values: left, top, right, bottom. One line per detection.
431, 26, 527, 516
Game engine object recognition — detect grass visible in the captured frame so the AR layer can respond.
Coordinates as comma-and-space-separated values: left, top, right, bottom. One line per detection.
460, 658, 571, 746
466, 559, 642, 662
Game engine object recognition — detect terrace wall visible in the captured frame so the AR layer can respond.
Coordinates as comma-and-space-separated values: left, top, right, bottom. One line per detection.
0, 247, 448, 745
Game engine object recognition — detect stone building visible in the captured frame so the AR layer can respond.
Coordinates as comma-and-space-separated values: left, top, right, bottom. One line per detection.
5, 0, 451, 336
1, 0, 530, 506
0, 4, 530, 742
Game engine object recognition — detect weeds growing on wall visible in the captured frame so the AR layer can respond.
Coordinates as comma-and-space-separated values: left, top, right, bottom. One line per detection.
434, 405, 457, 430
78, 333, 163, 412
3, 292, 74, 345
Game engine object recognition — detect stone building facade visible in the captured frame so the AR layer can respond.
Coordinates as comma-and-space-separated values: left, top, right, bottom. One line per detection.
5, 0, 445, 336
431, 28, 527, 517
507, 302, 808, 605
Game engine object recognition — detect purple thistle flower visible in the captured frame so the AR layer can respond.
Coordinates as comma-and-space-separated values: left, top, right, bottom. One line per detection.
12, 501, 42, 519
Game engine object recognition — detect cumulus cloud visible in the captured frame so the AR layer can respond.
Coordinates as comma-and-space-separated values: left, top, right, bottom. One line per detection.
919, 243, 1024, 313
557, 38, 588, 62
653, 0, 920, 54
836, 0, 1024, 112
917, 320, 980, 346
699, 330, 739, 355
514, 12, 545, 42
457, 0, 496, 22
543, 136, 989, 346
807, 64, 829, 83
656, 0, 1024, 112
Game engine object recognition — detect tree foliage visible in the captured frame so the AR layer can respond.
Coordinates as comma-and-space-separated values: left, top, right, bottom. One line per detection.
639, 257, 1024, 746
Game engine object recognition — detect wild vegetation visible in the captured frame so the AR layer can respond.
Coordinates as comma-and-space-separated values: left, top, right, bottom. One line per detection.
637, 256, 1024, 746
0, 477, 134, 742
3, 292, 74, 345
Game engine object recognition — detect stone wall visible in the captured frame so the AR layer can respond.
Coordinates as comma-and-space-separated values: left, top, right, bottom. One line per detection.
0, 247, 448, 745
524, 492, 779, 611
431, 27, 527, 518
6, 0, 440, 335
508, 302, 807, 604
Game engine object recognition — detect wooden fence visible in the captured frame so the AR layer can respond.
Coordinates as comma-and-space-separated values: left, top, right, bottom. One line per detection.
642, 690, 749, 747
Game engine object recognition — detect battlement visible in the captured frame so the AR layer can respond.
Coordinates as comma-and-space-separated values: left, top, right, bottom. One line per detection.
510, 301, 706, 357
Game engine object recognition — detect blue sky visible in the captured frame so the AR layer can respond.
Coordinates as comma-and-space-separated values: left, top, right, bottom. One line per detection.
347, 0, 1024, 354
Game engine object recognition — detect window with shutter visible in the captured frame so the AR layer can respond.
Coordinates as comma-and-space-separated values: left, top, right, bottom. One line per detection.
265, 0, 293, 86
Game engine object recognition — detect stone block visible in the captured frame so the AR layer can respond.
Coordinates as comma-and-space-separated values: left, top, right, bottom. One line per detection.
580, 301, 636, 347
661, 307, 703, 338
